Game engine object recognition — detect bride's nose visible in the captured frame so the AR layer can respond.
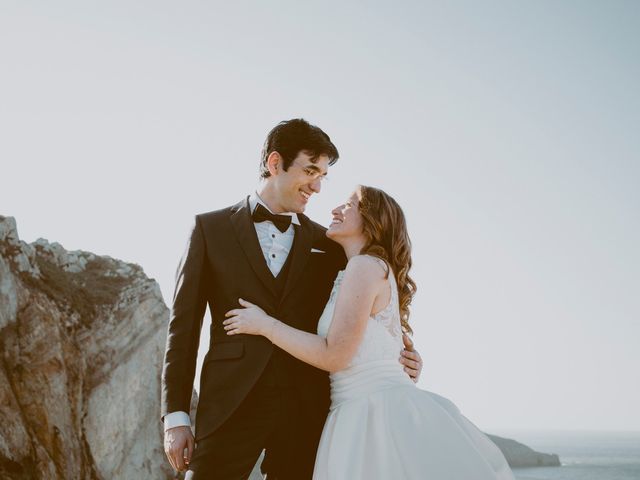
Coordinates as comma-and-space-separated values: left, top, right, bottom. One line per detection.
331, 205, 343, 216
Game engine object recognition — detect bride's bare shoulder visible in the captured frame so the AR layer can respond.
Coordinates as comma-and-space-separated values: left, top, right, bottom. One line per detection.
344, 254, 388, 282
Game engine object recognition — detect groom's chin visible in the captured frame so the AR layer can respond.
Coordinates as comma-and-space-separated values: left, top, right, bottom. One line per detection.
289, 203, 306, 214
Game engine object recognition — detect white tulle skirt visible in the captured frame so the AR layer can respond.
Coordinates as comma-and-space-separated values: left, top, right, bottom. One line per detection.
313, 359, 515, 480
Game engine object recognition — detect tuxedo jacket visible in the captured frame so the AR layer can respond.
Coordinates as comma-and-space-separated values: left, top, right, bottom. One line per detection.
161, 197, 346, 442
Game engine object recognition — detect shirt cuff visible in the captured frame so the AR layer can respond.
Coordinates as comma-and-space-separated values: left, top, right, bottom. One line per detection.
163, 411, 191, 431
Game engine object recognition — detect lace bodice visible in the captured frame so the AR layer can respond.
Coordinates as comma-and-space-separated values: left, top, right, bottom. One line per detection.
316, 258, 404, 369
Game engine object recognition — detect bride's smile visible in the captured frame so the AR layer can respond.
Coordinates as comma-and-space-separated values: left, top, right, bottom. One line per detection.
327, 190, 364, 243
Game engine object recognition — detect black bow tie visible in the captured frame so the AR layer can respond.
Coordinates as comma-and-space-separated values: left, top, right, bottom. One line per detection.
252, 203, 293, 233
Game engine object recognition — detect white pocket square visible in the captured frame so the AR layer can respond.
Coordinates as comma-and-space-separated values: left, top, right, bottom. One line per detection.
311, 248, 326, 254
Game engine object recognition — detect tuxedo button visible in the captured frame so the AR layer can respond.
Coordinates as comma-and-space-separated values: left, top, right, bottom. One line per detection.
271, 254, 276, 258
272, 234, 275, 238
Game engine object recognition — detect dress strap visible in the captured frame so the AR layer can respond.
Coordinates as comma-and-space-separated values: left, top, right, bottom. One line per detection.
364, 255, 399, 317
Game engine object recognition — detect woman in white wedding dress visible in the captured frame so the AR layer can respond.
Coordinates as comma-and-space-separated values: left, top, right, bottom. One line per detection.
224, 185, 515, 480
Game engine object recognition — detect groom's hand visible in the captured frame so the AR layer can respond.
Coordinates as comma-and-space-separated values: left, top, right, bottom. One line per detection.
400, 333, 423, 383
164, 425, 194, 473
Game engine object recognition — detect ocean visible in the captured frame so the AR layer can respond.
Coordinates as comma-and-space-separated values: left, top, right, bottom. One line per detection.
493, 429, 640, 480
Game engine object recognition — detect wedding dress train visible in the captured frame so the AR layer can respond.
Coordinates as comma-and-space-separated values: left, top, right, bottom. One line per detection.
313, 258, 515, 480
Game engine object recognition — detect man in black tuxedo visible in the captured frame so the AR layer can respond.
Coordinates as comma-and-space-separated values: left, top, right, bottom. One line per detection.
161, 119, 423, 479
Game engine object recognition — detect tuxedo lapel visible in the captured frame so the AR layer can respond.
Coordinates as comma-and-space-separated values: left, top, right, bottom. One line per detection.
230, 197, 278, 298
281, 216, 313, 303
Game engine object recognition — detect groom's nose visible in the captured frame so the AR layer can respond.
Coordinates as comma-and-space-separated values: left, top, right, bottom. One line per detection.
309, 178, 322, 193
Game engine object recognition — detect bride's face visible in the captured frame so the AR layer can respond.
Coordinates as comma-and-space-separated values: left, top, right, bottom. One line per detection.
327, 190, 364, 241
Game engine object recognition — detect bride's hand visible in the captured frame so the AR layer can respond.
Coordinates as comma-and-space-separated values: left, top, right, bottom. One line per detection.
224, 298, 274, 337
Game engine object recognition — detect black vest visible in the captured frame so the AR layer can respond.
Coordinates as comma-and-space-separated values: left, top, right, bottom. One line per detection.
259, 230, 297, 387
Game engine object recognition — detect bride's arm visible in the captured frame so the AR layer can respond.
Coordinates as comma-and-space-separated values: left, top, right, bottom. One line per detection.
223, 255, 384, 372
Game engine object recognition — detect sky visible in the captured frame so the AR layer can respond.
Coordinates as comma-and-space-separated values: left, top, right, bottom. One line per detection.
1, 0, 639, 432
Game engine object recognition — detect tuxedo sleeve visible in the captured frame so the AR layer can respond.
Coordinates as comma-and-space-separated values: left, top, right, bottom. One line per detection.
161, 215, 210, 420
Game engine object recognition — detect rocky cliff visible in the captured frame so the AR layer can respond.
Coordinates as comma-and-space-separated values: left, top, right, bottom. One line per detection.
0, 215, 176, 479
487, 434, 561, 468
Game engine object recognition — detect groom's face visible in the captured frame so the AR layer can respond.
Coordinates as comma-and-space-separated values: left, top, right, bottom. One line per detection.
271, 151, 330, 213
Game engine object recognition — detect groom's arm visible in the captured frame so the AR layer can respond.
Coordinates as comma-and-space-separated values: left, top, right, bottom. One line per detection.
161, 215, 210, 422
401, 333, 423, 383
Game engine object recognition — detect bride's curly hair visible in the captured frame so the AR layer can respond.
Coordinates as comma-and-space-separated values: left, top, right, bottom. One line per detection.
357, 185, 417, 335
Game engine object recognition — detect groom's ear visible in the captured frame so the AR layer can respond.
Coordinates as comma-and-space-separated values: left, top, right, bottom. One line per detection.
266, 151, 283, 177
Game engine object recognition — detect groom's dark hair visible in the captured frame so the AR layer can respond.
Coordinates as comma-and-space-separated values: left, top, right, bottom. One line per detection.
260, 118, 339, 179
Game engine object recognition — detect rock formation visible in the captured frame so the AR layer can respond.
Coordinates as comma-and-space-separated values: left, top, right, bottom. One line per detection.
487, 433, 561, 468
0, 215, 178, 479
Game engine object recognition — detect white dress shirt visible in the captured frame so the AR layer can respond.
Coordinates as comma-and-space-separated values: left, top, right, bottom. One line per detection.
163, 192, 299, 431
248, 192, 299, 276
